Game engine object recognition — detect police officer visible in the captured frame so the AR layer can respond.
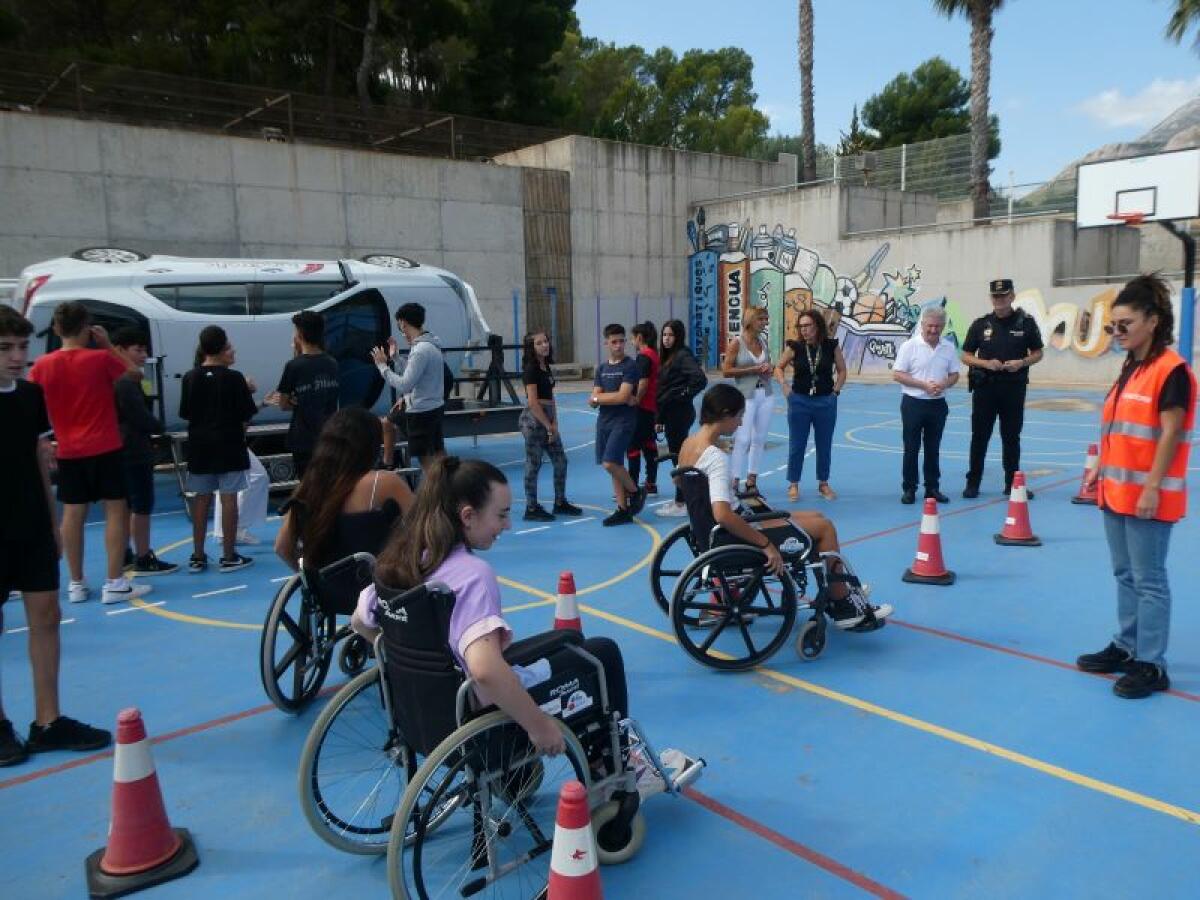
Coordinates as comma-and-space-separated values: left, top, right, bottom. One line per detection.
961, 278, 1044, 498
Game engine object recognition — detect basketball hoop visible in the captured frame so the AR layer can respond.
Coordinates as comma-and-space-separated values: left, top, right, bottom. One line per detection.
1107, 212, 1147, 228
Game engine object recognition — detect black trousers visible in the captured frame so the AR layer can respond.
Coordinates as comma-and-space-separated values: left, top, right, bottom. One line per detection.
900, 395, 949, 493
658, 401, 696, 502
966, 381, 1026, 488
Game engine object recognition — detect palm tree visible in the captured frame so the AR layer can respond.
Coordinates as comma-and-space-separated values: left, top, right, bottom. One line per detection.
798, 1, 816, 182
932, 0, 1005, 222
1165, 0, 1200, 50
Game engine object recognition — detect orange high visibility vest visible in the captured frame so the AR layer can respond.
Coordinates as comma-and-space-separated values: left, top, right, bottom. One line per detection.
1098, 348, 1196, 522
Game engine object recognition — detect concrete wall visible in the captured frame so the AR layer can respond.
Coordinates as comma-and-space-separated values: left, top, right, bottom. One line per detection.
497, 136, 795, 363
0, 112, 528, 336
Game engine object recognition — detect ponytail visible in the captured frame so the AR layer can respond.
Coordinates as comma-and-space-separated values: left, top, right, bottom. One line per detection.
1112, 273, 1175, 366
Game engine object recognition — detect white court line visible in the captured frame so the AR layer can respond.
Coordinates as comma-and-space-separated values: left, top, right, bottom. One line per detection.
514, 526, 551, 535
4, 618, 75, 635
192, 584, 248, 598
107, 601, 166, 616
497, 440, 595, 469
269, 575, 292, 583
561, 517, 595, 526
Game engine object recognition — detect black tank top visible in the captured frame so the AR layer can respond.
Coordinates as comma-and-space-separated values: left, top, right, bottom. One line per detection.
788, 339, 837, 396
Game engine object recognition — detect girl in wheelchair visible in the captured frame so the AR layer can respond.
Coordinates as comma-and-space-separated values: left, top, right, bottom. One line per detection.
679, 384, 892, 631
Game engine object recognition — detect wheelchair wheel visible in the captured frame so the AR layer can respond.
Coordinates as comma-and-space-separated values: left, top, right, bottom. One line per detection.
796, 618, 826, 661
591, 800, 646, 865
388, 710, 590, 899
260, 574, 335, 713
670, 548, 797, 671
338, 633, 373, 676
649, 523, 703, 624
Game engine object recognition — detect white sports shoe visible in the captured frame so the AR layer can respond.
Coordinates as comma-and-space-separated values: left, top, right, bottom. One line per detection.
654, 501, 688, 518
101, 579, 152, 605
67, 581, 90, 604
235, 529, 261, 546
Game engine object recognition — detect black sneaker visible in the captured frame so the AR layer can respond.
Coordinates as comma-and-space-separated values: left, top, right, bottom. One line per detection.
900, 490, 916, 505
828, 594, 866, 630
1076, 642, 1132, 674
26, 716, 112, 754
602, 507, 633, 527
552, 500, 583, 516
131, 551, 179, 576
188, 553, 208, 574
0, 719, 28, 767
122, 547, 136, 570
925, 490, 950, 503
218, 553, 254, 573
644, 483, 658, 495
1113, 662, 1170, 699
962, 483, 980, 499
523, 504, 555, 522
627, 488, 647, 516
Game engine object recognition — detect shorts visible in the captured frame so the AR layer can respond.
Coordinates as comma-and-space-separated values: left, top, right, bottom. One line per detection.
123, 461, 156, 515
57, 449, 127, 505
406, 407, 446, 460
595, 417, 636, 465
187, 469, 249, 495
0, 532, 60, 600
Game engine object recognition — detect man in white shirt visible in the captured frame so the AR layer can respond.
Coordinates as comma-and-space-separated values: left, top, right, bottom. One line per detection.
892, 305, 961, 504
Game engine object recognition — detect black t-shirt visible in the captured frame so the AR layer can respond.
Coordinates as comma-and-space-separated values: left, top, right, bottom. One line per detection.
1114, 360, 1194, 412
179, 366, 258, 474
521, 361, 555, 404
787, 338, 838, 396
0, 380, 53, 541
278, 353, 340, 452
963, 311, 1044, 384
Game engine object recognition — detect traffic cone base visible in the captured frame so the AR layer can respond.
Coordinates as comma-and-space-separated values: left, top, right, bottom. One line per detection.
994, 532, 1042, 547
86, 828, 199, 900
902, 567, 956, 586
1070, 495, 1097, 506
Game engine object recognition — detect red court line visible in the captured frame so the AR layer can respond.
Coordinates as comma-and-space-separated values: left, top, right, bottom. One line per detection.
684, 787, 908, 899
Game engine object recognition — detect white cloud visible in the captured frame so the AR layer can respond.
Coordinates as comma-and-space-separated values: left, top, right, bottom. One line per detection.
1076, 76, 1200, 128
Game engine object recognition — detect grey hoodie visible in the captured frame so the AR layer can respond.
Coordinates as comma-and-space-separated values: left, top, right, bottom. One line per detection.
377, 332, 445, 413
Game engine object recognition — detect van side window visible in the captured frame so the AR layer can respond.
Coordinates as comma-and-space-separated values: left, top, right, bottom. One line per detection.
145, 284, 249, 316
258, 282, 343, 315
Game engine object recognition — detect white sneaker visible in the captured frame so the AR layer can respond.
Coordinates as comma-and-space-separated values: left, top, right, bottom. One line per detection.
234, 529, 261, 546
655, 501, 688, 518
67, 581, 90, 604
101, 579, 152, 605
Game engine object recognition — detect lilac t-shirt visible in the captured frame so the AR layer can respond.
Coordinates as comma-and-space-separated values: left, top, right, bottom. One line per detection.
356, 544, 512, 669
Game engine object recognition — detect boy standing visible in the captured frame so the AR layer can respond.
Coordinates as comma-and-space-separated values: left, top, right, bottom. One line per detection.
371, 302, 446, 471
265, 311, 339, 480
180, 325, 258, 574
111, 328, 176, 575
28, 301, 150, 605
0, 306, 111, 766
590, 324, 645, 526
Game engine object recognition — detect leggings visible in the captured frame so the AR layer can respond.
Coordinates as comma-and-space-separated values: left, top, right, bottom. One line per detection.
731, 387, 773, 480
626, 408, 660, 486
658, 401, 696, 502
519, 409, 567, 506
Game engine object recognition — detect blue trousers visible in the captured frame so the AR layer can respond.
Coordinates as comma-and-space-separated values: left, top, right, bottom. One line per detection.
786, 393, 837, 483
1103, 509, 1174, 669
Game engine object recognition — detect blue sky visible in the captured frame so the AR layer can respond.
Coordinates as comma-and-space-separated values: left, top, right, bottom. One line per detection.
575, 0, 1200, 185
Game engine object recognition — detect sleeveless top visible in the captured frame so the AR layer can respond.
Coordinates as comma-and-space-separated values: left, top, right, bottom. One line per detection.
295, 471, 402, 569
787, 338, 838, 397
733, 335, 772, 399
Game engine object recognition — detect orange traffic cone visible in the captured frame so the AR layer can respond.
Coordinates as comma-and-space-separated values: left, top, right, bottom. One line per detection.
995, 471, 1042, 546
1071, 444, 1099, 505
902, 498, 956, 585
547, 780, 603, 900
85, 708, 199, 898
554, 571, 582, 632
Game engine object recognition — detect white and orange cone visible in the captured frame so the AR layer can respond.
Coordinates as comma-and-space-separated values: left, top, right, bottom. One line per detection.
995, 471, 1042, 546
1071, 444, 1099, 505
85, 708, 199, 898
547, 780, 603, 900
902, 498, 956, 585
554, 571, 582, 632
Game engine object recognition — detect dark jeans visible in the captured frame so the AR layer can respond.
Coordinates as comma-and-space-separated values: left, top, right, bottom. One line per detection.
900, 395, 949, 493
658, 401, 696, 502
786, 393, 837, 484
966, 380, 1026, 488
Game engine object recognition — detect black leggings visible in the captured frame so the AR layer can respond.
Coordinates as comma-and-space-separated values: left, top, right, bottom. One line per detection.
658, 401, 696, 502
626, 409, 659, 487
546, 636, 628, 719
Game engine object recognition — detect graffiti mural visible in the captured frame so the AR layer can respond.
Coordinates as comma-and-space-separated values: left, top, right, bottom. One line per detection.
1014, 287, 1119, 358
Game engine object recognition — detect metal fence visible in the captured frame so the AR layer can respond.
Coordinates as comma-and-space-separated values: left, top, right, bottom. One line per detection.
0, 50, 562, 162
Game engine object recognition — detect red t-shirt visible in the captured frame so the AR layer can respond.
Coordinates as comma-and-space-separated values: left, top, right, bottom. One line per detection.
29, 348, 128, 459
636, 347, 660, 413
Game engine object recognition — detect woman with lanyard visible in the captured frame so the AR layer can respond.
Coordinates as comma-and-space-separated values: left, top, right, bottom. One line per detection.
1077, 274, 1196, 699
775, 309, 847, 502
721, 305, 774, 496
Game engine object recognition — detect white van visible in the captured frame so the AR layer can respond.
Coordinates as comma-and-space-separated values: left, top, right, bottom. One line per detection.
17, 250, 494, 432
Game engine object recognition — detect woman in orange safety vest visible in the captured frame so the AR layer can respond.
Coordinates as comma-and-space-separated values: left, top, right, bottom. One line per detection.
1076, 274, 1196, 699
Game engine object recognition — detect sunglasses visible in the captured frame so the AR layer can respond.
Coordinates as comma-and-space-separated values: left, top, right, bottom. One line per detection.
1104, 319, 1136, 335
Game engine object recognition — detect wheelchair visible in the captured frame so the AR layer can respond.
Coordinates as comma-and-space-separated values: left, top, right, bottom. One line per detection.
651, 467, 884, 671
297, 553, 705, 899
260, 555, 375, 712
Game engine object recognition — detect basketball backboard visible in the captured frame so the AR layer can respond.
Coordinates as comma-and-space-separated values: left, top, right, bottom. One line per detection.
1075, 147, 1200, 228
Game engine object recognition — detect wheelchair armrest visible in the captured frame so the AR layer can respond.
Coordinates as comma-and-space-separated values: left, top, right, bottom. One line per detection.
741, 510, 789, 524
317, 551, 377, 583
504, 629, 583, 666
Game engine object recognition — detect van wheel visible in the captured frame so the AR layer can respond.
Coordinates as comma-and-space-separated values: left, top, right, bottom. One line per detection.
71, 246, 148, 264
360, 253, 418, 269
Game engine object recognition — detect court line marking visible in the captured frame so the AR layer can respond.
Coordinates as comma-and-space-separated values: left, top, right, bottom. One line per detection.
514, 526, 551, 535
561, 516, 595, 526
192, 585, 248, 599
106, 601, 165, 616
4, 618, 75, 635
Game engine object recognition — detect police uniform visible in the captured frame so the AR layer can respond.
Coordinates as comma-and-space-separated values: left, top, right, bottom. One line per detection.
962, 278, 1044, 495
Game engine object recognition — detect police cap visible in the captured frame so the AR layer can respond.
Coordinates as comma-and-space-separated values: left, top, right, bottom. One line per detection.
989, 278, 1014, 295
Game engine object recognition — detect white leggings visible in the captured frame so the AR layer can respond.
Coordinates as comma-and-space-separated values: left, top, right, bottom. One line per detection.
732, 387, 773, 480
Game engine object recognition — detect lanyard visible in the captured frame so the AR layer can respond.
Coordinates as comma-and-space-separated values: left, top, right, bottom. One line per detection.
805, 342, 821, 395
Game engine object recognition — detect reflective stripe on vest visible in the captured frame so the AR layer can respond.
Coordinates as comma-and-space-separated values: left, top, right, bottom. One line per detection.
1105, 420, 1194, 442
1097, 464, 1186, 493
